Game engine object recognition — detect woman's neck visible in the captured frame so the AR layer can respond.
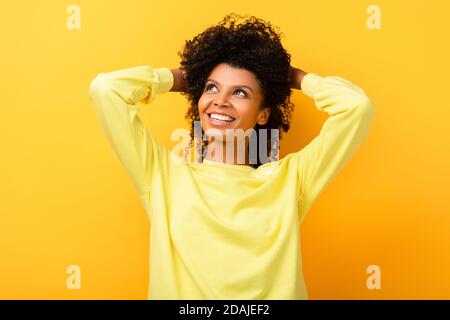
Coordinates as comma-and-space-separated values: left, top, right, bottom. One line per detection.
204, 139, 251, 166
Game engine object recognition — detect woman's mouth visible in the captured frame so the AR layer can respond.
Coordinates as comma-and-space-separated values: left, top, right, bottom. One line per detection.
206, 113, 236, 126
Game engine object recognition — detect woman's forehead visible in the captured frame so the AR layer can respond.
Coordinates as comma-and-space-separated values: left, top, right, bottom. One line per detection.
208, 63, 260, 89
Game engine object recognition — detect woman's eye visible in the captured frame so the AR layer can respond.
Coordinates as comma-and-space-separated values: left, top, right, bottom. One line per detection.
205, 84, 246, 97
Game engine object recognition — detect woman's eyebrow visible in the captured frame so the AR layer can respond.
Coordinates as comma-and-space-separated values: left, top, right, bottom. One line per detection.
206, 79, 254, 93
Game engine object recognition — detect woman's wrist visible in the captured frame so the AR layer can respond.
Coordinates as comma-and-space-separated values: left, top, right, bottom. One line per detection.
289, 66, 308, 90
169, 68, 187, 92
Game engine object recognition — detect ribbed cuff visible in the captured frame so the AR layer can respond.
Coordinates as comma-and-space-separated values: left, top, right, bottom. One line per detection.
301, 73, 322, 98
154, 67, 174, 94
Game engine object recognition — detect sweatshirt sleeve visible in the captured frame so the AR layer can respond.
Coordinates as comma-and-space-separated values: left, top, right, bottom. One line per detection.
88, 65, 174, 196
296, 73, 375, 223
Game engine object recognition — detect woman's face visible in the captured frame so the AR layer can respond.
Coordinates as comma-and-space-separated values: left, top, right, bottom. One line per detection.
197, 63, 270, 142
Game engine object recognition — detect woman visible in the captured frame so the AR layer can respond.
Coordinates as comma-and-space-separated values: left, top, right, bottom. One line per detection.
89, 13, 375, 300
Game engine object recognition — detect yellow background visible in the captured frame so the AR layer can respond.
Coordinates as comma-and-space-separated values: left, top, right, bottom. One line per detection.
1, 0, 449, 299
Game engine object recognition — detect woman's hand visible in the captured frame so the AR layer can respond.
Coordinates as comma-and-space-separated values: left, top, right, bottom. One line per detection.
170, 68, 187, 92
288, 66, 308, 90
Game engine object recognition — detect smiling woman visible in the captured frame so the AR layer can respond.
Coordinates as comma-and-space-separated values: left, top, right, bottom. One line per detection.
197, 63, 271, 164
177, 13, 296, 168
88, 12, 375, 300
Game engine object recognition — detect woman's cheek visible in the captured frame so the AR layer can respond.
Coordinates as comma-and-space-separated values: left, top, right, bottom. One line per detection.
197, 96, 208, 113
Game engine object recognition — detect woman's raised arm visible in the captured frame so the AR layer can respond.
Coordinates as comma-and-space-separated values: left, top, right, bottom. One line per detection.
88, 65, 174, 201
295, 72, 376, 223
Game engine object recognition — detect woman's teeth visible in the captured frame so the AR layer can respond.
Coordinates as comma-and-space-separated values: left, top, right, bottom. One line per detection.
208, 113, 235, 122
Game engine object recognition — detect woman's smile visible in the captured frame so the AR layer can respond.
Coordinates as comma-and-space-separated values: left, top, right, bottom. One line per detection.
206, 112, 237, 126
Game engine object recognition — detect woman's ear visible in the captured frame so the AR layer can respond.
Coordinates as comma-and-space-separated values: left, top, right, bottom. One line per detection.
256, 107, 270, 125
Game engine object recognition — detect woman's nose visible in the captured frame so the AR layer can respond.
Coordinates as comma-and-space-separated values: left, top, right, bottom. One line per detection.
213, 92, 231, 107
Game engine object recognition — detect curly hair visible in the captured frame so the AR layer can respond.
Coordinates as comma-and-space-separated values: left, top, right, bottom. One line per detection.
177, 13, 295, 168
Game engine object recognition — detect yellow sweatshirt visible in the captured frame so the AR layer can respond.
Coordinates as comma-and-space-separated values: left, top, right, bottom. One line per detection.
88, 65, 375, 300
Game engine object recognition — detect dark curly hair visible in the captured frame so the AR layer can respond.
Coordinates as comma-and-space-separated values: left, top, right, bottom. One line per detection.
177, 13, 295, 168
